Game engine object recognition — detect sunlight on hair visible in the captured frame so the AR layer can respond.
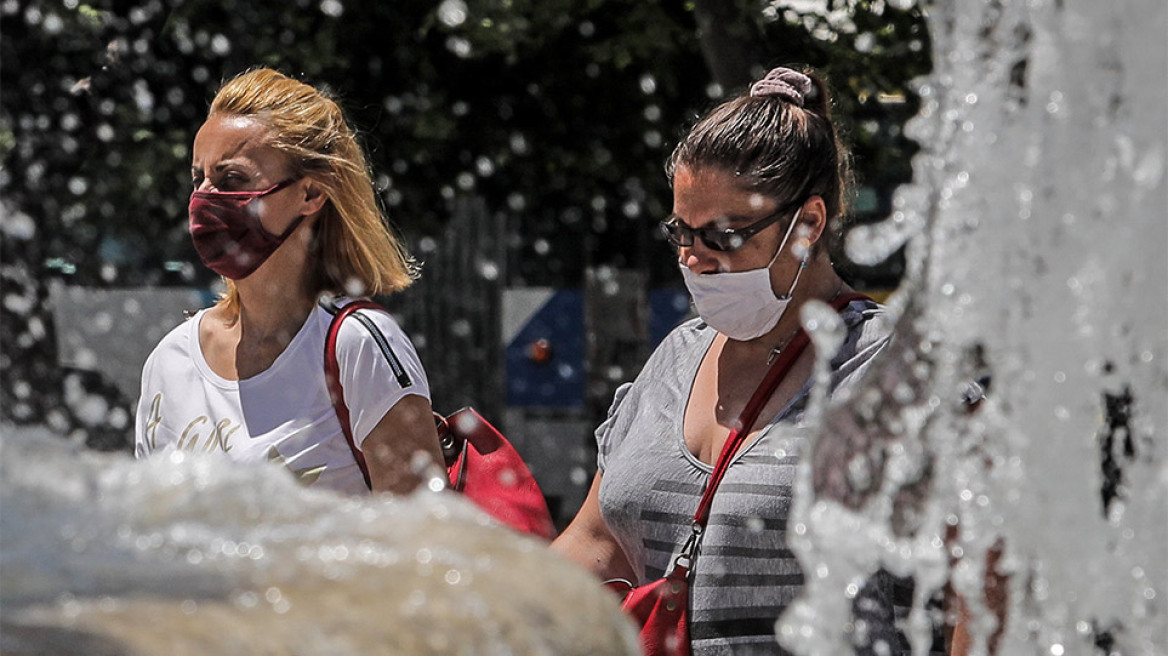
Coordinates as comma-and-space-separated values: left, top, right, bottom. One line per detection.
205, 69, 418, 313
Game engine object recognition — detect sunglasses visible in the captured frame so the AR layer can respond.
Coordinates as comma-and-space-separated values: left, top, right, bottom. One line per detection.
660, 204, 795, 252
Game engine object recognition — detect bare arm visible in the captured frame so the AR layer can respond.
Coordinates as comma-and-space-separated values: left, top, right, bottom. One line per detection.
551, 471, 636, 582
948, 384, 1007, 655
360, 394, 445, 495
947, 534, 1008, 656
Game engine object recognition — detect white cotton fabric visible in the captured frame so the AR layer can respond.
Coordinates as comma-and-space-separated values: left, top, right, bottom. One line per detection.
134, 299, 430, 495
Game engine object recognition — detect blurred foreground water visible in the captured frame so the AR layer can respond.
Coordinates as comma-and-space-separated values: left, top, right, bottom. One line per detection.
0, 426, 639, 655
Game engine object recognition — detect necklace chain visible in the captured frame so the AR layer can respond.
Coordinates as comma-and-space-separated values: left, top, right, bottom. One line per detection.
766, 327, 801, 365
765, 280, 847, 365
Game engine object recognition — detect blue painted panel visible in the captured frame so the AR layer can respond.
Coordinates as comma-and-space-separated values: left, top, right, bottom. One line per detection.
649, 288, 694, 347
505, 290, 585, 407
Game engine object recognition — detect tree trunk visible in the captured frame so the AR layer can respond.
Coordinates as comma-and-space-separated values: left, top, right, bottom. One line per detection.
692, 0, 768, 94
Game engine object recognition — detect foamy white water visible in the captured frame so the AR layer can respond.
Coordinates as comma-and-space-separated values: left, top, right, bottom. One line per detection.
0, 427, 638, 655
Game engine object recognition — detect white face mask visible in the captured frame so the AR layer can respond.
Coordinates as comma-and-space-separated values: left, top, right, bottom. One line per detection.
679, 209, 807, 341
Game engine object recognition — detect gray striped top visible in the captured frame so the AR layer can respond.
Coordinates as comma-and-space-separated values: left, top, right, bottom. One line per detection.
597, 299, 899, 655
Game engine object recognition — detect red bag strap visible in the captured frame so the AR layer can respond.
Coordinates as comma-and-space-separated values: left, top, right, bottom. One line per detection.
692, 292, 873, 527
323, 298, 404, 491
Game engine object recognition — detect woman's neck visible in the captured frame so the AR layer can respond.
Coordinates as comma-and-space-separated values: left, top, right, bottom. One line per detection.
237, 293, 313, 342
230, 258, 316, 344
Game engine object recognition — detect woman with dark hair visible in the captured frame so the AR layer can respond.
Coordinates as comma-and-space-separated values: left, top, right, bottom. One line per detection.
134, 68, 443, 495
552, 66, 899, 654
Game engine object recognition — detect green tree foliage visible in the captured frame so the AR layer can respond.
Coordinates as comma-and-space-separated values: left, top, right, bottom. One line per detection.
0, 0, 929, 437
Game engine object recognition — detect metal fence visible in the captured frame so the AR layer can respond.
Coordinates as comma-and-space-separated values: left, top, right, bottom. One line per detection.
389, 197, 508, 421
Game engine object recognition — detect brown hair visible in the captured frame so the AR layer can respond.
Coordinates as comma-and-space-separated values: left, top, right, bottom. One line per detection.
666, 66, 853, 258
206, 68, 416, 312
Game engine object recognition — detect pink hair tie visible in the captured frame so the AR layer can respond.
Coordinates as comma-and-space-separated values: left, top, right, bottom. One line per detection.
749, 67, 813, 106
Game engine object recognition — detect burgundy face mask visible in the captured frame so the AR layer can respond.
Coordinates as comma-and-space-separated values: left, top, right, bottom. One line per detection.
188, 178, 305, 280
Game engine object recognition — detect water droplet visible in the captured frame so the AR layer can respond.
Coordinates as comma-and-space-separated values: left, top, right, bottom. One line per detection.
437, 0, 467, 27
210, 33, 230, 55
446, 36, 471, 58
450, 318, 472, 338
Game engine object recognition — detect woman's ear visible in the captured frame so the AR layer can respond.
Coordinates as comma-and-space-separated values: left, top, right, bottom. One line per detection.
799, 196, 828, 245
299, 179, 329, 217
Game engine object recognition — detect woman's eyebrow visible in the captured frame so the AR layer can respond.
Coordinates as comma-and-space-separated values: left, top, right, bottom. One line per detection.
190, 156, 252, 170
672, 213, 760, 229
211, 158, 252, 171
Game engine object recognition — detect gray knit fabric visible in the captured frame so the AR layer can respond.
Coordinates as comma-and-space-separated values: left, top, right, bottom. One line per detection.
597, 299, 900, 655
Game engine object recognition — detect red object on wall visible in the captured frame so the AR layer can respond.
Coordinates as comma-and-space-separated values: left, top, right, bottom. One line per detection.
526, 338, 553, 364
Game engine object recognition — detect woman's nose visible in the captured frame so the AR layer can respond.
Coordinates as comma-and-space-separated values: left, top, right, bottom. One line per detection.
680, 244, 718, 274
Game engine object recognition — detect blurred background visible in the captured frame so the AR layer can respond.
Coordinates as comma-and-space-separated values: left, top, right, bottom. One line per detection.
1, 0, 930, 526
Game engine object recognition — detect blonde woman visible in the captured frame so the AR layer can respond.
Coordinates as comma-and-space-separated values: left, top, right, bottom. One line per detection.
135, 68, 443, 495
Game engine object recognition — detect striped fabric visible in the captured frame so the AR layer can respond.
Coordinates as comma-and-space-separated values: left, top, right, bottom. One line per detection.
597, 300, 906, 655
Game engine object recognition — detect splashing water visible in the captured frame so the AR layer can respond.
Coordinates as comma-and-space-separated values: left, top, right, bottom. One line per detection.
784, 1, 1166, 655
0, 429, 638, 655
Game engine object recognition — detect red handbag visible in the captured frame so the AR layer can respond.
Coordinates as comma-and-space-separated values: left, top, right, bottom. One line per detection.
436, 406, 557, 540
323, 299, 557, 541
605, 548, 694, 656
606, 293, 872, 656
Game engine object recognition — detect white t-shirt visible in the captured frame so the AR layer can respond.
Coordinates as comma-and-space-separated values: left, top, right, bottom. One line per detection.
134, 299, 430, 495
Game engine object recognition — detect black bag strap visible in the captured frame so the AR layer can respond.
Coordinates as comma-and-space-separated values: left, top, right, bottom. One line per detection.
321, 297, 413, 489
321, 298, 412, 388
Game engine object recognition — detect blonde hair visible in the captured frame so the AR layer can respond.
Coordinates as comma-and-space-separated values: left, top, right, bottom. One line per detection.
206, 68, 416, 312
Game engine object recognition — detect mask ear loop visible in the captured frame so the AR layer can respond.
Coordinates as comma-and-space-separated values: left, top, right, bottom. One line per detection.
767, 206, 803, 267
770, 205, 808, 301
767, 206, 809, 300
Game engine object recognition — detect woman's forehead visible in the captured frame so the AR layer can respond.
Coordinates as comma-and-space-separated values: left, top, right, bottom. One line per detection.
673, 166, 776, 218
192, 114, 274, 164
